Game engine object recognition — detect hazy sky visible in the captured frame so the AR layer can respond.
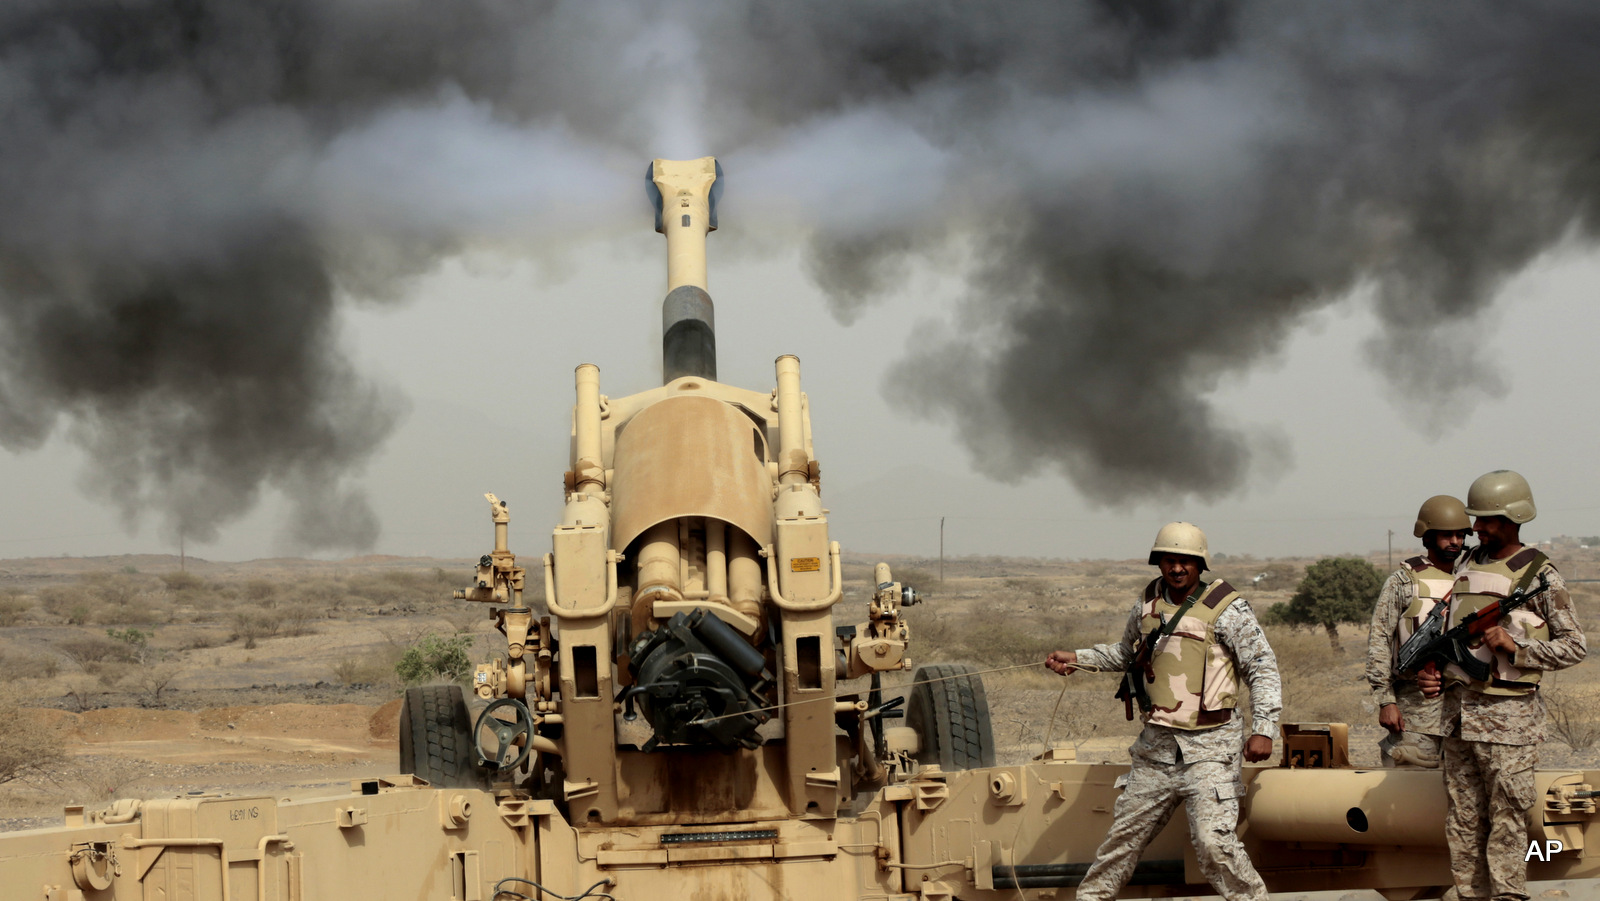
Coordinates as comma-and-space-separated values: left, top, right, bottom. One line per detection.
3, 233, 1597, 564
2, 3, 1599, 565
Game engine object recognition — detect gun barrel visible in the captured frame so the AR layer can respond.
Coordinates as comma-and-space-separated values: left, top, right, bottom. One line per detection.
650, 157, 721, 384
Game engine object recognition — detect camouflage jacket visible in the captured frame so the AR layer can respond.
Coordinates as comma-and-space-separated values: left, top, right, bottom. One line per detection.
1078, 593, 1282, 765
1442, 559, 1586, 745
1365, 568, 1445, 736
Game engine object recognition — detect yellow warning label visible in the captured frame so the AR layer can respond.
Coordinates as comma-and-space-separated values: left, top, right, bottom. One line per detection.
790, 557, 822, 573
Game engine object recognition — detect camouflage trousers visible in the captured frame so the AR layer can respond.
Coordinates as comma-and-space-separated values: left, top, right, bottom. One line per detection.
1379, 730, 1442, 768
1075, 756, 1269, 901
1443, 737, 1537, 901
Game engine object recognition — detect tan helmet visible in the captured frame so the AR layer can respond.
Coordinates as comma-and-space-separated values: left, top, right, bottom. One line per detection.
1465, 470, 1537, 524
1148, 521, 1210, 570
1412, 495, 1470, 538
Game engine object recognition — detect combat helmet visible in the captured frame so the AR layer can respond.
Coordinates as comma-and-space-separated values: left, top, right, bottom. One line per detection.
1148, 521, 1210, 570
1464, 470, 1537, 524
1413, 495, 1470, 538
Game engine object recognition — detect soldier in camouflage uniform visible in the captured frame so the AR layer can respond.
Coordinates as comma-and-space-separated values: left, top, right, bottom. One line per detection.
1417, 471, 1587, 901
1365, 495, 1471, 768
1046, 522, 1280, 901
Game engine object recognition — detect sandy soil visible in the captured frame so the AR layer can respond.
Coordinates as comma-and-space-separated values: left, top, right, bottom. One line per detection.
0, 699, 403, 832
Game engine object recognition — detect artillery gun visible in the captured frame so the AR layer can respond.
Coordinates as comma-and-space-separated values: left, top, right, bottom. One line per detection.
4, 157, 1600, 901
403, 157, 983, 831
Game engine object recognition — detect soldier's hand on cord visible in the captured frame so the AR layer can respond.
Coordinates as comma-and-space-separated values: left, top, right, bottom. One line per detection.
1045, 650, 1079, 675
1378, 703, 1405, 734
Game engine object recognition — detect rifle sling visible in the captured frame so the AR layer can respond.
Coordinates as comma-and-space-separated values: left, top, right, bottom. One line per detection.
1475, 550, 1548, 626
1142, 582, 1206, 659
1116, 582, 1208, 718
1158, 584, 1205, 639
1513, 551, 1548, 596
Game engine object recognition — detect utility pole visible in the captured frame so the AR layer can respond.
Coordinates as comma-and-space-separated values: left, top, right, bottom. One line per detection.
939, 517, 945, 584
180, 531, 186, 572
1387, 529, 1393, 571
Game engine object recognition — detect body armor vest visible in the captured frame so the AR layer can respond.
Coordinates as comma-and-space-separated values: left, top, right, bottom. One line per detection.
1393, 555, 1456, 674
1137, 578, 1241, 730
1446, 547, 1550, 696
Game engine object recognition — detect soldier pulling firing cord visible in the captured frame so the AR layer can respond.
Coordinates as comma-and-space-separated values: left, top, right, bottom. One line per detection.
1045, 522, 1281, 901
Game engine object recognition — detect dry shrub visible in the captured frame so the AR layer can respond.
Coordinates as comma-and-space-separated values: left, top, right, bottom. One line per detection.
93, 661, 132, 690
38, 574, 170, 626
57, 633, 130, 669
81, 573, 167, 622
333, 648, 402, 687
893, 567, 937, 589
445, 607, 491, 635
73, 758, 152, 801
913, 605, 1068, 669
343, 569, 460, 611
127, 662, 183, 705
288, 578, 352, 611
92, 601, 168, 626
57, 674, 102, 712
279, 603, 320, 637
39, 586, 91, 625
0, 690, 66, 785
1003, 577, 1054, 598
331, 658, 363, 684
1265, 625, 1370, 727
174, 582, 231, 614
230, 609, 284, 649
1543, 676, 1600, 751
159, 570, 205, 592
996, 687, 1101, 755
0, 650, 62, 681
167, 626, 225, 651
242, 580, 279, 604
0, 591, 32, 626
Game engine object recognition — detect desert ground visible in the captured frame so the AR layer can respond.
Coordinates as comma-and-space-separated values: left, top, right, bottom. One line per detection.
3, 548, 1598, 900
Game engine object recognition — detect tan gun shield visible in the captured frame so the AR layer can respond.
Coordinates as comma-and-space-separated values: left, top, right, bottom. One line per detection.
610, 395, 774, 553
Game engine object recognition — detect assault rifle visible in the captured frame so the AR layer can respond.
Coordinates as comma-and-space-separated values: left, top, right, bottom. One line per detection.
1396, 572, 1550, 683
1113, 620, 1162, 721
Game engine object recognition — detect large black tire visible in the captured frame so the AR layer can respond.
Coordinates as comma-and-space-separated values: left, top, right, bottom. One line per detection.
904, 663, 996, 770
399, 685, 488, 789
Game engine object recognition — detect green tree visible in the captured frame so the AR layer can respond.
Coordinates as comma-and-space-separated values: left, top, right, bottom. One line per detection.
107, 627, 157, 665
395, 634, 474, 685
1275, 557, 1384, 654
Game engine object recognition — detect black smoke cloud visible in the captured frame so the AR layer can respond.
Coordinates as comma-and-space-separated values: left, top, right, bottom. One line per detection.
4, 2, 1600, 548
709, 1, 1600, 503
0, 1, 661, 550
